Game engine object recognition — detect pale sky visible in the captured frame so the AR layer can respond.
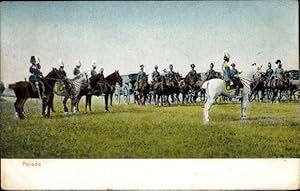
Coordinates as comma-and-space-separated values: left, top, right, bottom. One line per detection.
0, 1, 298, 84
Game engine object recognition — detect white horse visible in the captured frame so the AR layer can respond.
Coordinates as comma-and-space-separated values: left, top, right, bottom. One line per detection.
54, 72, 88, 114
202, 63, 262, 124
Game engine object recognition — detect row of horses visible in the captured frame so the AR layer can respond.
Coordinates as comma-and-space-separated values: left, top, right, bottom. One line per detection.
249, 71, 300, 102
8, 68, 122, 119
7, 64, 298, 123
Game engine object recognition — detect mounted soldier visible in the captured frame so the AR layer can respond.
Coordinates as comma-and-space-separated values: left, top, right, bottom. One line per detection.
166, 64, 176, 81
274, 59, 285, 86
151, 65, 160, 84
266, 62, 274, 79
91, 61, 97, 77
230, 63, 241, 98
73, 61, 82, 77
136, 64, 147, 90
29, 56, 45, 98
58, 59, 67, 77
206, 63, 216, 80
188, 64, 197, 78
221, 52, 241, 99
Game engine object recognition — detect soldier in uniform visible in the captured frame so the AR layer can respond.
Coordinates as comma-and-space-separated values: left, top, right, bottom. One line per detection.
58, 59, 67, 77
188, 64, 197, 77
166, 64, 176, 80
206, 63, 216, 80
29, 56, 45, 98
136, 64, 147, 89
91, 61, 97, 77
161, 69, 168, 78
230, 63, 241, 98
73, 61, 81, 77
266, 62, 273, 79
274, 59, 284, 86
151, 65, 160, 84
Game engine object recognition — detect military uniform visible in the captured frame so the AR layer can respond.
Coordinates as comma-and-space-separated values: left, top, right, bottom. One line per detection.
29, 65, 43, 82
274, 67, 284, 79
151, 70, 160, 82
166, 70, 176, 80
91, 68, 97, 77
73, 67, 80, 76
266, 68, 273, 78
231, 67, 239, 76
222, 61, 231, 82
59, 67, 67, 77
206, 69, 216, 79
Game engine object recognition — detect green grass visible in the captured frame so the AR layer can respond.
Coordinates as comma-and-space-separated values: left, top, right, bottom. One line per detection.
0, 96, 299, 158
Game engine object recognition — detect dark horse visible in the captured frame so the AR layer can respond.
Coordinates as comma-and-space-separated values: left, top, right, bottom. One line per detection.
78, 71, 123, 112
134, 75, 150, 105
8, 68, 65, 119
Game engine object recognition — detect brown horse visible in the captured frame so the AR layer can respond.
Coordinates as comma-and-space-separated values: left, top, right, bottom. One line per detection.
78, 70, 123, 112
8, 68, 65, 119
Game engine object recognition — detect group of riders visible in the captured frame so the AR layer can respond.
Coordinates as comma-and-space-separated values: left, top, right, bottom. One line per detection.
28, 51, 288, 105
28, 56, 108, 98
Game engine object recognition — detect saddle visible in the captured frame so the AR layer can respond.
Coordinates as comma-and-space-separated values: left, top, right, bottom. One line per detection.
224, 78, 243, 91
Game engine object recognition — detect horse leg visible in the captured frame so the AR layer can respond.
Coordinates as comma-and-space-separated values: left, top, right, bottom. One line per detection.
110, 93, 113, 106
104, 94, 109, 111
241, 94, 249, 121
203, 96, 215, 124
88, 95, 92, 112
63, 96, 69, 114
14, 98, 20, 119
50, 94, 56, 112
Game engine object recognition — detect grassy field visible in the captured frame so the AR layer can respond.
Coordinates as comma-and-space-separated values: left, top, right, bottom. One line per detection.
0, 96, 299, 158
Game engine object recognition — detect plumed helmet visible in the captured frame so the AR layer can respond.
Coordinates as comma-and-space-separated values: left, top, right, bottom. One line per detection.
223, 51, 230, 60
30, 56, 36, 64
92, 61, 96, 68
77, 60, 81, 67
35, 56, 40, 64
190, 64, 195, 68
58, 59, 64, 67
275, 59, 281, 64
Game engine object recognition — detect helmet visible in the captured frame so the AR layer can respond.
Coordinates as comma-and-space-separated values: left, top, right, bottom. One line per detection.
30, 56, 36, 64
76, 61, 81, 67
92, 62, 96, 68
58, 59, 64, 67
169, 64, 173, 69
210, 63, 214, 67
275, 59, 281, 64
190, 64, 195, 68
163, 69, 167, 72
100, 68, 104, 72
268, 62, 271, 66
223, 51, 230, 60
140, 64, 144, 68
35, 56, 40, 64
154, 65, 158, 69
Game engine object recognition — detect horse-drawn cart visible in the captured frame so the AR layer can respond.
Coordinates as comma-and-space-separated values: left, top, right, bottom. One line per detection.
115, 73, 138, 104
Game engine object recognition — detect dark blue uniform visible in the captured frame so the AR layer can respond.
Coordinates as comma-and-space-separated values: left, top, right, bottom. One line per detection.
29, 65, 43, 82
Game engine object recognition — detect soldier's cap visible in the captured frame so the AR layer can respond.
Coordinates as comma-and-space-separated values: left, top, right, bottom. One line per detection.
210, 63, 214, 66
155, 65, 158, 68
190, 64, 195, 68
140, 64, 144, 68
275, 59, 281, 64
92, 62, 96, 68
169, 64, 173, 68
268, 62, 271, 65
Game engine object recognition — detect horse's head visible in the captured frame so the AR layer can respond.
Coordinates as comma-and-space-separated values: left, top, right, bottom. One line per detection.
115, 70, 123, 87
46, 68, 65, 80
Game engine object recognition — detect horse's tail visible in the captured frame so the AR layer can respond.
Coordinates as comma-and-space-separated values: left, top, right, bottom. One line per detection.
8, 83, 16, 89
